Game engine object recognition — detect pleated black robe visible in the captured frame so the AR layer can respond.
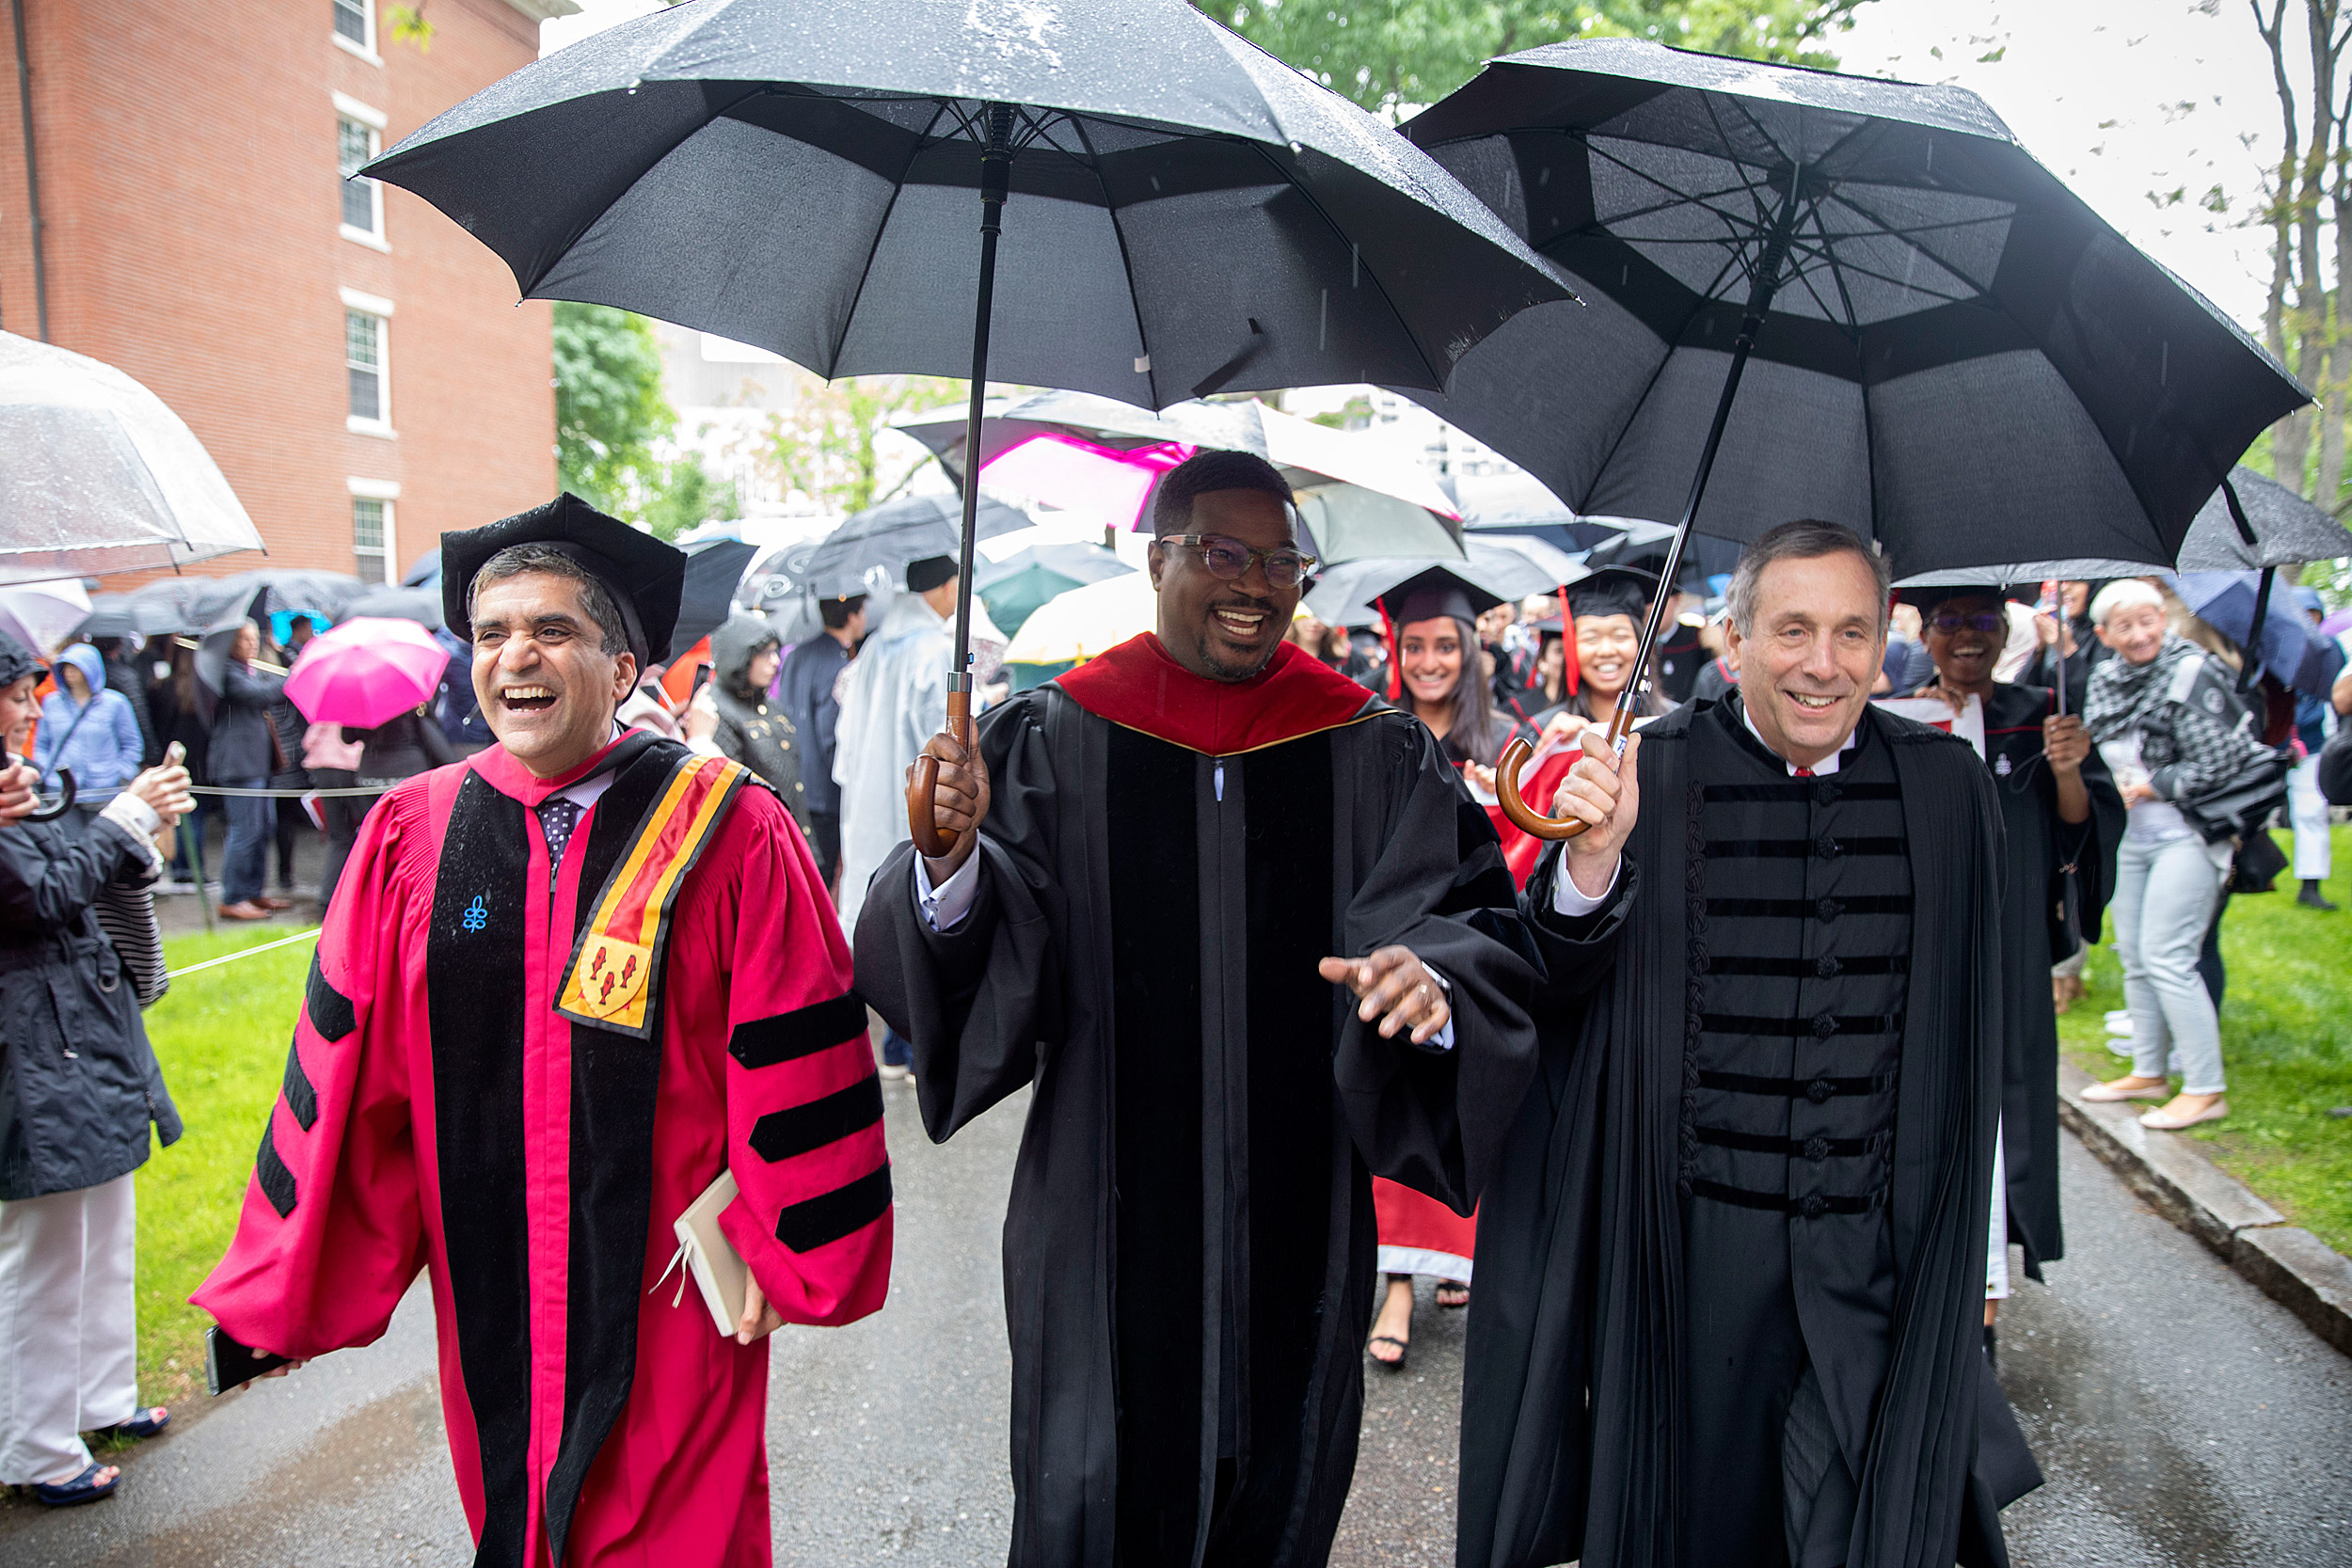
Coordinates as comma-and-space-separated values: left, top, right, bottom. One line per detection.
856, 637, 1540, 1568
1460, 697, 2040, 1568
1978, 682, 2124, 1277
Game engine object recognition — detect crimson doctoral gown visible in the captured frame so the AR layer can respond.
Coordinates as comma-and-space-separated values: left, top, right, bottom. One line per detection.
196, 733, 893, 1567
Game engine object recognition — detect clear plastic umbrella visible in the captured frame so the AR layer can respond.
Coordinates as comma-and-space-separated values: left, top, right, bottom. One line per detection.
0, 332, 265, 583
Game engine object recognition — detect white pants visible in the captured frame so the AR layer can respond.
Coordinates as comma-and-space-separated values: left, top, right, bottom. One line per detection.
0, 1173, 138, 1482
2291, 753, 2332, 880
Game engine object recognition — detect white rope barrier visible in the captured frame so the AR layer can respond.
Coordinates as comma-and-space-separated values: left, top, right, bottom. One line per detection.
165, 927, 321, 979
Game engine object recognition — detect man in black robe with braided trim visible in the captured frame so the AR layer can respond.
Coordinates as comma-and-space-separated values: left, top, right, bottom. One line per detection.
1462, 521, 2040, 1568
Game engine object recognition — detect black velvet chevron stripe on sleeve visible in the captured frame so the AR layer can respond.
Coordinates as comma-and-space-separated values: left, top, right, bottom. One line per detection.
774, 1164, 893, 1253
305, 953, 358, 1040
281, 1037, 318, 1131
728, 992, 866, 1069
255, 1119, 297, 1217
750, 1075, 884, 1163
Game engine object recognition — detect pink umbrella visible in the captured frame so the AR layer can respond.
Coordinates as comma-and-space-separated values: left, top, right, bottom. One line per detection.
282, 615, 449, 728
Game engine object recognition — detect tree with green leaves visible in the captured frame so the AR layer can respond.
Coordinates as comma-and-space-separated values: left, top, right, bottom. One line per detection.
759, 375, 968, 515
552, 301, 675, 516
642, 452, 742, 544
1200, 0, 1874, 115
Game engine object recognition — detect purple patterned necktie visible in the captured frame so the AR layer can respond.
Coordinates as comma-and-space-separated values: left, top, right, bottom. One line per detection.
538, 797, 581, 889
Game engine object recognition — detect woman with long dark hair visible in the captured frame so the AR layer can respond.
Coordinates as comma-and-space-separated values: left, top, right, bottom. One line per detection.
1361, 566, 1531, 1371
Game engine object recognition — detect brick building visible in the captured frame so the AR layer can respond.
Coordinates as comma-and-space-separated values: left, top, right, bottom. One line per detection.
0, 0, 574, 586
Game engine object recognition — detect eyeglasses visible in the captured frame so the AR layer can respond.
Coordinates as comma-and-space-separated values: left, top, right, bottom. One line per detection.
1159, 533, 1317, 589
1928, 610, 2007, 635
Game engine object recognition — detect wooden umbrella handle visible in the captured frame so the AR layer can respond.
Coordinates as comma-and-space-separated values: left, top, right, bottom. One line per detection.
1493, 738, 1589, 841
906, 689, 975, 860
1495, 705, 1638, 842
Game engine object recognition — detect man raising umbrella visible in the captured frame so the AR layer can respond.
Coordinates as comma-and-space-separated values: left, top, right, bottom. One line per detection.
857, 449, 1537, 1566
197, 495, 892, 1566
1466, 521, 2039, 1568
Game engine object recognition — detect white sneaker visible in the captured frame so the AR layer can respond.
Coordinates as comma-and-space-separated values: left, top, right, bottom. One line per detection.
2105, 1016, 2133, 1037
2104, 1009, 2130, 1026
877, 1061, 911, 1082
2107, 1036, 2135, 1056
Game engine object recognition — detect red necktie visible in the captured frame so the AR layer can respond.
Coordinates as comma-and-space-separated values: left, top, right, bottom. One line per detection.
1794, 767, 1815, 777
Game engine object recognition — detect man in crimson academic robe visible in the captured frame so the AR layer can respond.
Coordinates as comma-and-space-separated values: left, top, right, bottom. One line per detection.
856, 449, 1540, 1568
197, 495, 893, 1568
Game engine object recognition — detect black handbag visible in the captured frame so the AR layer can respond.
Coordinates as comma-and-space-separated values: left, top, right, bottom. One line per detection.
2176, 744, 2292, 846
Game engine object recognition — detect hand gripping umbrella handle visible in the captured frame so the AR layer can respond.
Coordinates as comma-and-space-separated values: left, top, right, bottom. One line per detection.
906, 689, 974, 860
24, 768, 75, 823
1493, 710, 1634, 842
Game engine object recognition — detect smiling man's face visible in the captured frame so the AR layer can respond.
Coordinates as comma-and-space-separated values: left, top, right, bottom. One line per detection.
469, 571, 635, 779
1149, 488, 1301, 683
1726, 549, 1884, 769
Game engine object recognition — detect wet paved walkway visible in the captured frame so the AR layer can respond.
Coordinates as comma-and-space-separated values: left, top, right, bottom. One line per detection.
5, 1087, 2345, 1565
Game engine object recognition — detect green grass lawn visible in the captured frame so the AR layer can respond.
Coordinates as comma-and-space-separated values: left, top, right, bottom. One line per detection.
2058, 825, 2352, 1257
134, 927, 316, 1410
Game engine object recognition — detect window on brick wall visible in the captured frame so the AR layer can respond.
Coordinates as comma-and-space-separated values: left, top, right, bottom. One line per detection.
346, 309, 388, 428
338, 117, 382, 235
353, 498, 390, 584
333, 0, 373, 52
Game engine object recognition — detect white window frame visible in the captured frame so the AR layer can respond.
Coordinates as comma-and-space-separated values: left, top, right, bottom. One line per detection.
342, 289, 395, 438
331, 0, 381, 65
335, 93, 389, 250
347, 479, 401, 583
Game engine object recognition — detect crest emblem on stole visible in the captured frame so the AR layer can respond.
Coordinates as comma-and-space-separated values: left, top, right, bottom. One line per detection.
568, 935, 655, 1022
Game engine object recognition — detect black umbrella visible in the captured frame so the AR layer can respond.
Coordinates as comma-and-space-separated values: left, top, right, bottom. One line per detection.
667, 538, 760, 663
363, 0, 1566, 854
1397, 39, 2310, 839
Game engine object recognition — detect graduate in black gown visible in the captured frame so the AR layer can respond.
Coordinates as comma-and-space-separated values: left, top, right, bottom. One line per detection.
855, 450, 1540, 1568
1462, 521, 2040, 1568
1902, 585, 2124, 1319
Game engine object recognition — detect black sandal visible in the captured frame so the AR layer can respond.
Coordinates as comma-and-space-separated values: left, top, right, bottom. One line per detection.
1435, 1282, 1470, 1309
1367, 1334, 1408, 1370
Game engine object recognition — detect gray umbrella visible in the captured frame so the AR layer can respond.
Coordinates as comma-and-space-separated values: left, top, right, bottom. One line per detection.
804, 492, 1034, 598
346, 585, 446, 629
362, 0, 1565, 856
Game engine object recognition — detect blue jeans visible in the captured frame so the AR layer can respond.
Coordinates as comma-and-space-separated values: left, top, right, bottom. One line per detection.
881, 1025, 912, 1069
220, 779, 272, 906
2112, 832, 2230, 1095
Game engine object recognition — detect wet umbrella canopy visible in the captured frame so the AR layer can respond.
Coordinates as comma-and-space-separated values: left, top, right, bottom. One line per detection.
363, 0, 1565, 854
1401, 40, 2310, 577
1395, 38, 2310, 840
0, 332, 266, 584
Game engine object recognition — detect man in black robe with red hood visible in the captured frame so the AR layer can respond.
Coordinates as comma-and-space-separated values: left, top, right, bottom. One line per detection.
856, 449, 1538, 1568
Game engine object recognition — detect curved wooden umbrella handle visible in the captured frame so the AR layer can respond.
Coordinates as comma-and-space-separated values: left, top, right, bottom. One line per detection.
24, 768, 75, 824
1493, 739, 1589, 842
906, 689, 975, 860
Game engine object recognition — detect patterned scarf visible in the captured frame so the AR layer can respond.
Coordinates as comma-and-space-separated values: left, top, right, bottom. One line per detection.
2081, 634, 2201, 745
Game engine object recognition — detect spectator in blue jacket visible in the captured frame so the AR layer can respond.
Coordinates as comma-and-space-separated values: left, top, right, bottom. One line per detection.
776, 593, 865, 895
33, 644, 144, 808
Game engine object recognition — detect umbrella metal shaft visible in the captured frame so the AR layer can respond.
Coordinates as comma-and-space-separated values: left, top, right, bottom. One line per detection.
1497, 165, 1808, 842
911, 103, 1015, 859
1606, 164, 1809, 748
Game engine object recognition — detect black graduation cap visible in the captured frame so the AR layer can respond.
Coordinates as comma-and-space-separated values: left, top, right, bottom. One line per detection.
1564, 566, 1658, 623
1374, 564, 1504, 628
1895, 581, 2042, 614
440, 493, 686, 672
